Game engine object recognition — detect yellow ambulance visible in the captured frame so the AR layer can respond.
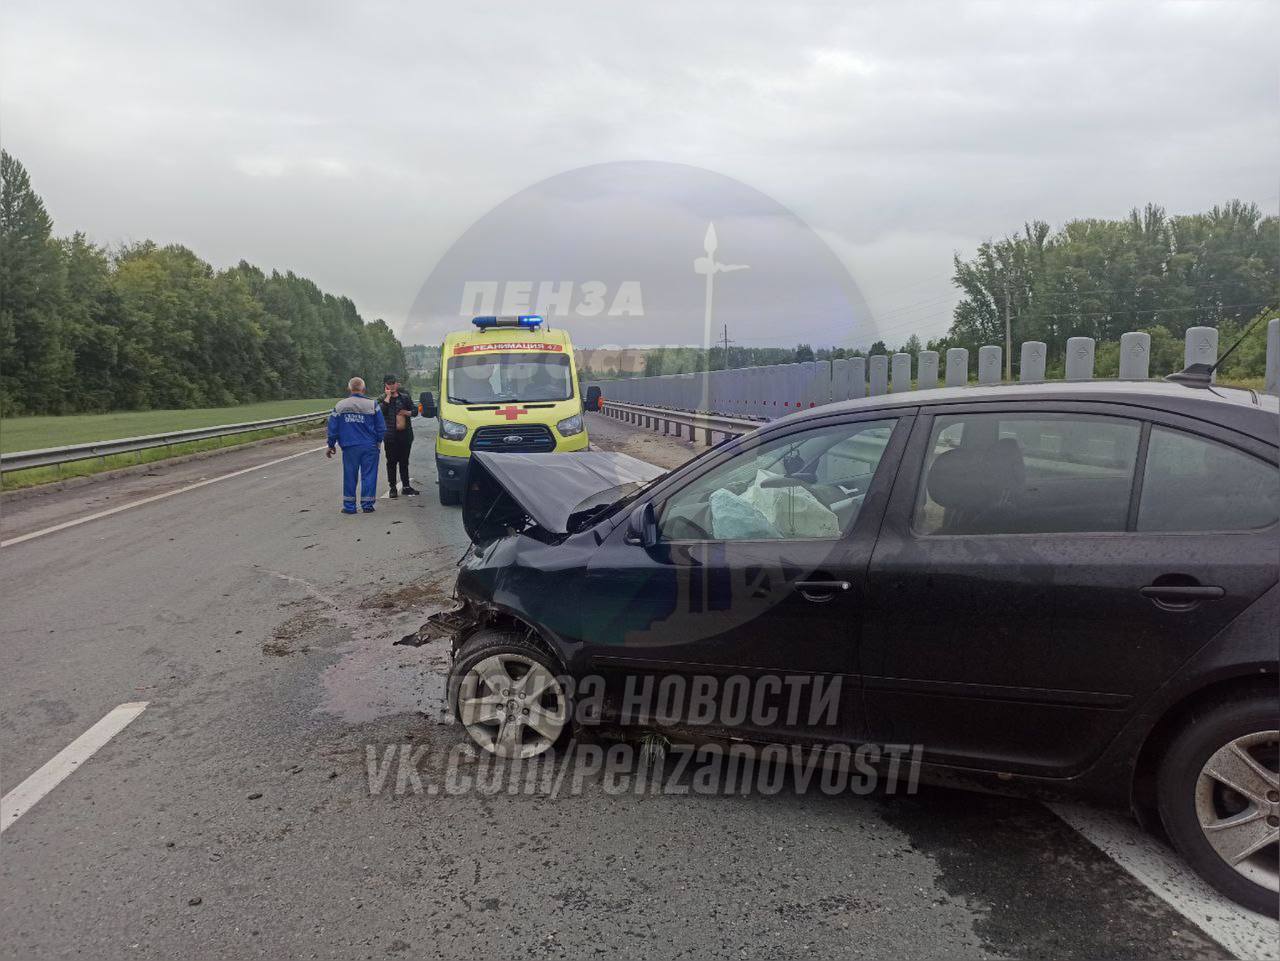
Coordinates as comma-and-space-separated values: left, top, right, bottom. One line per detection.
421, 315, 588, 505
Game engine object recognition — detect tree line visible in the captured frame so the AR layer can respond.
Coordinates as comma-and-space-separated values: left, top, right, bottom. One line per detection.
0, 151, 408, 416
935, 201, 1277, 380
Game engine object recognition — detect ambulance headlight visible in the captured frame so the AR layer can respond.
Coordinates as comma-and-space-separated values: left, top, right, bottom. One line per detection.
556, 413, 584, 437
440, 418, 468, 441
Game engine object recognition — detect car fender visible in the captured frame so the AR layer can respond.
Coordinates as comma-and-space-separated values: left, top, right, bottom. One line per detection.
1072, 578, 1279, 805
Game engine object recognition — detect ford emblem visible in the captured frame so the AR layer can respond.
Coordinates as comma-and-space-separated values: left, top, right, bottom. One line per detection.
503, 435, 523, 444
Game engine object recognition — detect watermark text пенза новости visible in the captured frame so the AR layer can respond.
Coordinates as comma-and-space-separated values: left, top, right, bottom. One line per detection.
467, 672, 847, 730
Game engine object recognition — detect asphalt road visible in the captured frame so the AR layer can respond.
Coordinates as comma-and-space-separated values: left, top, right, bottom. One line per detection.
0, 419, 1268, 960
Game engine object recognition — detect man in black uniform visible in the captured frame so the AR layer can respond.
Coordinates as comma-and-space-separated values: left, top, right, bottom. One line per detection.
379, 374, 419, 497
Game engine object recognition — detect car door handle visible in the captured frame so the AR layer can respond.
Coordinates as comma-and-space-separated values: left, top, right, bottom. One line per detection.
1140, 583, 1224, 612
1140, 585, 1225, 600
795, 580, 851, 603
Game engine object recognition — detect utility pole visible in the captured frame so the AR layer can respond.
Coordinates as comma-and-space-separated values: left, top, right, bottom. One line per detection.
1004, 282, 1013, 381
723, 323, 731, 370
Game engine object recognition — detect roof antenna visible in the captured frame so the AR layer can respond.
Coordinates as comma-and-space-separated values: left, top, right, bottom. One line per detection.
1164, 313, 1271, 389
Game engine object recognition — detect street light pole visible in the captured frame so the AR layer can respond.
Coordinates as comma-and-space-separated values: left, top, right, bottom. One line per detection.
1004, 283, 1013, 381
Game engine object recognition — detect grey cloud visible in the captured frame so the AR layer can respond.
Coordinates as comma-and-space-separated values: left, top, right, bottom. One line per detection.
2, 1, 1275, 348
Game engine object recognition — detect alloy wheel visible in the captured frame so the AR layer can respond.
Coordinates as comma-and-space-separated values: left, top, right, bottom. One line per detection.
1194, 729, 1280, 894
456, 653, 568, 758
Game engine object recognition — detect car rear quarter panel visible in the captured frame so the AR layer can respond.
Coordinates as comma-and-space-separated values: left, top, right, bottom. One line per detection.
1078, 577, 1280, 807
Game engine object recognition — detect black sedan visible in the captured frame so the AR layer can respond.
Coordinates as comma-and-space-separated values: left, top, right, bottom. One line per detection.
412, 379, 1279, 914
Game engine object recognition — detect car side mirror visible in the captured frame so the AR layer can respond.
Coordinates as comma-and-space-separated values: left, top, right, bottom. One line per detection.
625, 501, 658, 548
420, 391, 437, 418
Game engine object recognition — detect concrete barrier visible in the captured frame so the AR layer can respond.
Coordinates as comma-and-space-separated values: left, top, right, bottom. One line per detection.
917, 350, 939, 390
1065, 337, 1095, 381
1185, 326, 1218, 369
1020, 342, 1046, 383
1118, 332, 1151, 380
587, 320, 1280, 414
849, 357, 866, 399
978, 345, 1002, 385
868, 355, 889, 396
891, 353, 912, 393
945, 348, 969, 387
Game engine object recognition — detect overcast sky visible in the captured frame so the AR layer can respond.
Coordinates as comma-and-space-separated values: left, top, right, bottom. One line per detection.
3, 1, 1277, 348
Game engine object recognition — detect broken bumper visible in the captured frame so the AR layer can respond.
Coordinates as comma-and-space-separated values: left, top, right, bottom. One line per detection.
395, 600, 478, 648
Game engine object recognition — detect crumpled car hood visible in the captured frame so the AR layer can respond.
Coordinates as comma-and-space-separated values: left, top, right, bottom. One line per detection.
462, 451, 665, 544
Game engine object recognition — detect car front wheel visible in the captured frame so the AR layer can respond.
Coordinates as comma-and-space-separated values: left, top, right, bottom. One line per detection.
448, 629, 570, 759
1157, 694, 1279, 916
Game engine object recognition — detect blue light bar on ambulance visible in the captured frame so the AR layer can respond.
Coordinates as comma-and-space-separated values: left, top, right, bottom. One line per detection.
471, 315, 544, 330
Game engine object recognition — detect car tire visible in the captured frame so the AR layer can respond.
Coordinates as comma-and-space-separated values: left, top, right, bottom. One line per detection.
448, 628, 571, 759
438, 484, 460, 506
1156, 693, 1279, 916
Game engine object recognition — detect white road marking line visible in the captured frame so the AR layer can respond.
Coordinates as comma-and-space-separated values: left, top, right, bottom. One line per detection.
1, 446, 328, 548
1, 702, 149, 833
1048, 803, 1278, 960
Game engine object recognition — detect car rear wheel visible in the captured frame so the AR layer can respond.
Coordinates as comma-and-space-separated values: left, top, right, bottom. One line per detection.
448, 629, 570, 759
1157, 694, 1279, 916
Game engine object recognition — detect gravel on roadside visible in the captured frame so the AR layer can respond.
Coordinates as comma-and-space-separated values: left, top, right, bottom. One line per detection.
585, 410, 709, 470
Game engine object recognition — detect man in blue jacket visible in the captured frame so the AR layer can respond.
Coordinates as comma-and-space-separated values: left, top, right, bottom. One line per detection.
326, 377, 385, 514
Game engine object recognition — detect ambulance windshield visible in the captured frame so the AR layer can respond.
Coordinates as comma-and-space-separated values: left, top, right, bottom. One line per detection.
447, 352, 574, 405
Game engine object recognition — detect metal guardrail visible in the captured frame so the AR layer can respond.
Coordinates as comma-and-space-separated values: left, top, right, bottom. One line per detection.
0, 411, 330, 474
600, 400, 763, 445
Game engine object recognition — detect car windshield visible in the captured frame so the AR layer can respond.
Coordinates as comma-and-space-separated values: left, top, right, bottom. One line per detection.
447, 352, 573, 404
566, 434, 741, 532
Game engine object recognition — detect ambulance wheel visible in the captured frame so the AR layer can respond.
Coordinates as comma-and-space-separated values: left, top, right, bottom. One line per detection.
439, 484, 460, 506
448, 629, 570, 759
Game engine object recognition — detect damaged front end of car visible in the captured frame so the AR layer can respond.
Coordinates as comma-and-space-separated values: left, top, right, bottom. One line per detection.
395, 449, 666, 658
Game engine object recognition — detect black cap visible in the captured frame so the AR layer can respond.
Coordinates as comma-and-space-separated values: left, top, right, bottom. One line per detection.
383, 374, 399, 385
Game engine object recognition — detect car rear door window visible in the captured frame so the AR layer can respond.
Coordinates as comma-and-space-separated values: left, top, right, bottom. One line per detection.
658, 419, 897, 541
1137, 427, 1279, 532
914, 413, 1140, 535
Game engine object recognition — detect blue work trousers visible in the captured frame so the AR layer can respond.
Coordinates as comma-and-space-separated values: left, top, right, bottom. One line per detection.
341, 444, 379, 511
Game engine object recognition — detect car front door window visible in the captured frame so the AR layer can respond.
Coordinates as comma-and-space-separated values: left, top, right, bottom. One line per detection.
657, 419, 897, 541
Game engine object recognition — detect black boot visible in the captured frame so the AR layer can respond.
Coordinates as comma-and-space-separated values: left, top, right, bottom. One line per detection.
389, 487, 398, 498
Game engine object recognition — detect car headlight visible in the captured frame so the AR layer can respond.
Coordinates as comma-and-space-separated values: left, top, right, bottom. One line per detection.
440, 418, 468, 441
556, 413, 584, 437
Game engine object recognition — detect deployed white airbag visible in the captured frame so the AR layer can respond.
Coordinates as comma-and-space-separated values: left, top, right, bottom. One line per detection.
743, 470, 840, 538
709, 488, 779, 539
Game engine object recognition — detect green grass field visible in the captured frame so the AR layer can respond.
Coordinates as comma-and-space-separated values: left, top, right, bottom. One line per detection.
0, 422, 327, 492
0, 398, 339, 492
0, 398, 337, 453
1219, 376, 1267, 392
